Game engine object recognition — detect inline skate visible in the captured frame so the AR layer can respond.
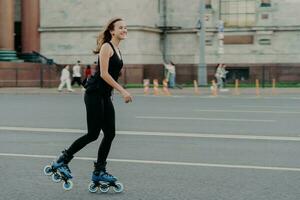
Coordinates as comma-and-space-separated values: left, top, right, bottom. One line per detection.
43, 150, 74, 191
88, 162, 124, 193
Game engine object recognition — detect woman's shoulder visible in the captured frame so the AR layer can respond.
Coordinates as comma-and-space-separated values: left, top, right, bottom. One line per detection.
100, 43, 114, 52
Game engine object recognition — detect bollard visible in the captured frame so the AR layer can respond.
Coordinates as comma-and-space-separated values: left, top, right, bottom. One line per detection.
235, 79, 240, 95
143, 79, 150, 95
153, 79, 160, 96
162, 79, 171, 96
211, 80, 218, 96
193, 80, 200, 95
255, 79, 260, 96
272, 78, 277, 95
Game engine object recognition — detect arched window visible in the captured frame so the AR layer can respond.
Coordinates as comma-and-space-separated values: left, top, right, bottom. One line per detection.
261, 0, 271, 7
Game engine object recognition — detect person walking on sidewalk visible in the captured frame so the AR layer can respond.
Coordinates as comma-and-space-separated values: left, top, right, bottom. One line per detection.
82, 65, 92, 86
71, 60, 83, 87
164, 61, 176, 88
50, 17, 132, 187
215, 63, 228, 91
58, 65, 74, 92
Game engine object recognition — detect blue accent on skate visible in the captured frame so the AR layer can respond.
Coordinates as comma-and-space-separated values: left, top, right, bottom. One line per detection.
92, 171, 117, 183
52, 161, 73, 179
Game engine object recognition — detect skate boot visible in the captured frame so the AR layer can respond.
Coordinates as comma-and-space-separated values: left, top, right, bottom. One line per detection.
43, 150, 74, 190
88, 161, 124, 193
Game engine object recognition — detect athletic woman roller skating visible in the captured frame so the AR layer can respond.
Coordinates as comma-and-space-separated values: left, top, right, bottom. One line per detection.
43, 17, 132, 192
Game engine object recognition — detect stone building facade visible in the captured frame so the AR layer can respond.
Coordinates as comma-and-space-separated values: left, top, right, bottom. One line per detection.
0, 0, 299, 86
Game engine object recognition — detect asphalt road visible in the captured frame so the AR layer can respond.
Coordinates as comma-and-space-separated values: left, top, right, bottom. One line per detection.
0, 93, 299, 200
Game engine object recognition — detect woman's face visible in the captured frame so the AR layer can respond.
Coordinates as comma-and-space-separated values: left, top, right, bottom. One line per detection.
111, 20, 127, 40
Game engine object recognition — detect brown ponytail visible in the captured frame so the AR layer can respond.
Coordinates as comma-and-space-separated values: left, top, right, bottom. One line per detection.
93, 17, 123, 54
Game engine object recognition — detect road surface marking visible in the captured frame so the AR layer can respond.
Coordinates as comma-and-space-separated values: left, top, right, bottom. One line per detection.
235, 105, 298, 109
0, 152, 299, 172
136, 116, 275, 122
0, 126, 299, 141
195, 109, 300, 114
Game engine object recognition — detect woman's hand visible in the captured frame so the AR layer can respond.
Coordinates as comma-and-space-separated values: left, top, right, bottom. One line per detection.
121, 90, 133, 103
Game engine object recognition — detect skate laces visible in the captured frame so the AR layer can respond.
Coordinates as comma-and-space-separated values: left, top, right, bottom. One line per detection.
61, 164, 72, 174
100, 170, 114, 178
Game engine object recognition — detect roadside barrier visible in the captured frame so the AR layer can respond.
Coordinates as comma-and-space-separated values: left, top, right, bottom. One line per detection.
193, 80, 200, 95
234, 79, 240, 95
143, 79, 150, 95
162, 79, 171, 96
153, 79, 160, 96
272, 78, 277, 95
256, 79, 260, 96
211, 80, 218, 96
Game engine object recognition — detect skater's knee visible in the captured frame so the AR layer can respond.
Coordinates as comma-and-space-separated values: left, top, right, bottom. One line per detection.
85, 132, 100, 142
103, 131, 115, 141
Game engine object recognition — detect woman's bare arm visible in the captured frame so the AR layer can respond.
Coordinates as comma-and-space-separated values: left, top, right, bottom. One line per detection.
99, 43, 132, 103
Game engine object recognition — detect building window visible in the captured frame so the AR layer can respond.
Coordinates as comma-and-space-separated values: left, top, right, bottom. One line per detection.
261, 0, 271, 7
227, 68, 250, 82
205, 0, 212, 9
220, 0, 256, 27
224, 35, 254, 45
258, 38, 271, 45
261, 13, 269, 19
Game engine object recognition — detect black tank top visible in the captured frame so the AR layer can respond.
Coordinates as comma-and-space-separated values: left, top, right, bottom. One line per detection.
96, 42, 123, 96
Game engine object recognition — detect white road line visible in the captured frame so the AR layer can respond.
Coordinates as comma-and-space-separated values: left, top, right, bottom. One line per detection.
134, 95, 300, 100
1, 126, 299, 141
120, 131, 300, 141
235, 105, 298, 109
0, 126, 84, 133
136, 116, 275, 122
0, 152, 299, 172
195, 109, 300, 114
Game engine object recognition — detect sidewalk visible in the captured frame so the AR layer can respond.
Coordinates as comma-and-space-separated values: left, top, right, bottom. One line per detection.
0, 87, 299, 96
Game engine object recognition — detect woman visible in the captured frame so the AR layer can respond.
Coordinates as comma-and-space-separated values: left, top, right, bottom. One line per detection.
82, 65, 92, 86
85, 65, 92, 79
47, 17, 132, 189
57, 65, 74, 92
214, 63, 224, 89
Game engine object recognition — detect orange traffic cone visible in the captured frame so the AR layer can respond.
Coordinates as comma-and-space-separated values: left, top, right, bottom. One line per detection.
211, 80, 218, 96
143, 79, 150, 95
153, 79, 160, 96
193, 80, 200, 95
162, 79, 171, 96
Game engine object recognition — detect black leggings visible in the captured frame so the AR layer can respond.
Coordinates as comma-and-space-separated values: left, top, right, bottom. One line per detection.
67, 93, 115, 165
71, 77, 82, 86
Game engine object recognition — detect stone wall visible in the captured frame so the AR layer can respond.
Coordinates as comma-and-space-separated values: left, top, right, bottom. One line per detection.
0, 62, 60, 87
37, 0, 300, 84
39, 0, 162, 64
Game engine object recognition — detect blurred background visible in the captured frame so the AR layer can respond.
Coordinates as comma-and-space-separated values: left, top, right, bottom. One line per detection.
1, 1, 300, 199
0, 0, 299, 88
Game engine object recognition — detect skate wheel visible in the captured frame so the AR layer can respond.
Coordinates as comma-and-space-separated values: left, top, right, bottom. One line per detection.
113, 182, 124, 193
52, 173, 61, 183
88, 182, 98, 193
63, 180, 73, 191
43, 165, 53, 176
99, 183, 110, 193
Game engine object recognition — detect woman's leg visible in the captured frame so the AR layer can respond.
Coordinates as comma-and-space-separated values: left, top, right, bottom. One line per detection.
66, 93, 103, 157
58, 80, 66, 91
96, 97, 115, 167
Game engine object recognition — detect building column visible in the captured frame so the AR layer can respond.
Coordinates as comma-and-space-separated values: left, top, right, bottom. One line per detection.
0, 0, 18, 61
21, 0, 40, 53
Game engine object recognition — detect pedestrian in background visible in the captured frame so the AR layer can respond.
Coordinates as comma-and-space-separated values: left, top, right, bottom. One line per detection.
215, 63, 228, 91
164, 61, 176, 88
58, 65, 74, 92
82, 65, 92, 86
71, 60, 83, 87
